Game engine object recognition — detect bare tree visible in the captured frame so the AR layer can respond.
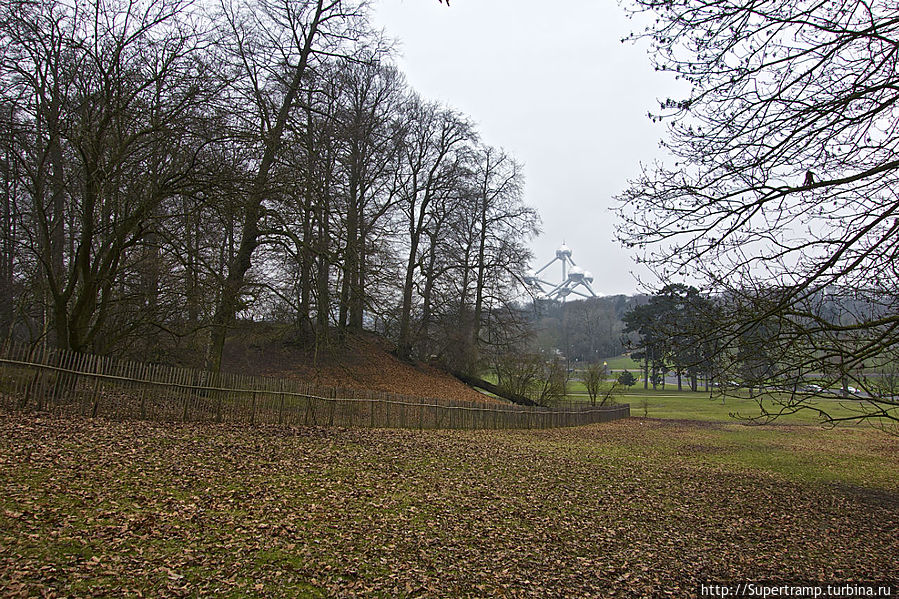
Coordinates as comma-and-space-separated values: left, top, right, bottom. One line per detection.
394, 97, 473, 361
581, 361, 605, 406
206, 0, 367, 370
331, 55, 404, 336
0, 100, 21, 339
0, 0, 211, 352
0, 0, 545, 384
494, 350, 567, 406
466, 146, 535, 368
617, 0, 899, 430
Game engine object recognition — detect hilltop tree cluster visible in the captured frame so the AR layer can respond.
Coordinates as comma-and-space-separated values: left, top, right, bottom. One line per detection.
0, 0, 538, 372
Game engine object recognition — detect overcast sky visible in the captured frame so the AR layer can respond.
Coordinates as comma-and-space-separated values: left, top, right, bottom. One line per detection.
371, 0, 683, 296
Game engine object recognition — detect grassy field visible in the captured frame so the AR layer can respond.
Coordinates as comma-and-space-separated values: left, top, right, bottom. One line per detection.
1, 413, 897, 597
565, 379, 898, 429
611, 389, 894, 425
596, 355, 643, 371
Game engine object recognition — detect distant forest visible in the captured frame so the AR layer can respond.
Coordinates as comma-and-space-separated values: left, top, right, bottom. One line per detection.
530, 296, 645, 364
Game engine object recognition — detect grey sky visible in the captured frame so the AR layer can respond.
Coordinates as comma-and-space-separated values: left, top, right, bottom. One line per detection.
372, 0, 682, 296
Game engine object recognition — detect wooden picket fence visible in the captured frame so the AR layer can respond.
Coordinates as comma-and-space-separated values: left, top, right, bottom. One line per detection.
0, 341, 629, 430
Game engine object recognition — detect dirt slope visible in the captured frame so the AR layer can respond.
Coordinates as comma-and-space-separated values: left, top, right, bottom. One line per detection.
221, 328, 496, 403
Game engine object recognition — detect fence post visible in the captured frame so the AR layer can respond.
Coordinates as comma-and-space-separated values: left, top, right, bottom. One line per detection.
20, 345, 43, 411
90, 364, 101, 418
328, 390, 336, 426
181, 368, 191, 422
250, 391, 257, 426
49, 349, 67, 407
138, 362, 148, 420
278, 381, 285, 425
214, 372, 223, 423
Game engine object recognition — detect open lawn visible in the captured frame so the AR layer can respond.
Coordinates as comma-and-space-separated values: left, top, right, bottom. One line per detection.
1, 414, 897, 597
596, 355, 643, 371
618, 391, 896, 424
568, 386, 899, 429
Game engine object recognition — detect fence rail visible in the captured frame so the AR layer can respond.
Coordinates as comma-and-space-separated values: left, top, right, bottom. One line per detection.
0, 341, 629, 430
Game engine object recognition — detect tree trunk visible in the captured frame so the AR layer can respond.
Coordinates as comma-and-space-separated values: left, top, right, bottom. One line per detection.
351, 216, 365, 331
471, 192, 488, 369
339, 176, 358, 336
315, 199, 330, 334
298, 196, 314, 340
452, 370, 539, 406
206, 1, 325, 371
397, 227, 420, 361
0, 131, 16, 336
643, 355, 649, 390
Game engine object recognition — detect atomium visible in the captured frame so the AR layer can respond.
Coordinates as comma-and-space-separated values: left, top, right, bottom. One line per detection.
523, 243, 598, 301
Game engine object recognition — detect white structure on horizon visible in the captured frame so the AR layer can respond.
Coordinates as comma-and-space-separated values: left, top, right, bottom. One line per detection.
523, 243, 598, 301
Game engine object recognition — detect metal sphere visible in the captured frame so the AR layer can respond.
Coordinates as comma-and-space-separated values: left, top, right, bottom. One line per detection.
531, 243, 598, 300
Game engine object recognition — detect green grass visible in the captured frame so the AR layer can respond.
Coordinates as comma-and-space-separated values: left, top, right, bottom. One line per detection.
483, 361, 894, 430
598, 354, 643, 371
564, 384, 896, 428
605, 421, 899, 490
695, 426, 895, 488
566, 379, 588, 393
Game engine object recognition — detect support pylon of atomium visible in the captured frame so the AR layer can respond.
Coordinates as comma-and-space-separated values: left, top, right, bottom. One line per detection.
523, 243, 598, 301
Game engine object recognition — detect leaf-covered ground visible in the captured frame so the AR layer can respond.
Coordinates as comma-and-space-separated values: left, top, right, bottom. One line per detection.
0, 414, 897, 597
222, 330, 497, 404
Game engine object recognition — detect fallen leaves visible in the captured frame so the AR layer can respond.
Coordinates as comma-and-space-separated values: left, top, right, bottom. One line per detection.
225, 331, 501, 404
0, 414, 896, 597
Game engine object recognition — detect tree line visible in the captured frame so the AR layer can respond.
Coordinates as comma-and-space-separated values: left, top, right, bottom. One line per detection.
488, 295, 641, 407
622, 284, 899, 428
622, 284, 717, 392
532, 295, 636, 363
0, 0, 539, 373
